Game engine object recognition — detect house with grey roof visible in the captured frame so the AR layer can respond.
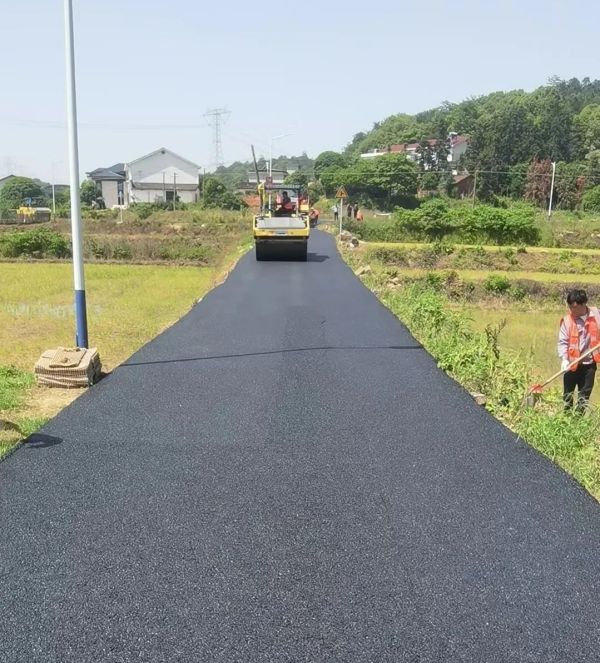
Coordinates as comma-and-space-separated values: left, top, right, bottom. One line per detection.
87, 163, 126, 208
87, 148, 200, 208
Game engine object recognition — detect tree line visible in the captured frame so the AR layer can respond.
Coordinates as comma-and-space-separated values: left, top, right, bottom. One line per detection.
309, 77, 600, 211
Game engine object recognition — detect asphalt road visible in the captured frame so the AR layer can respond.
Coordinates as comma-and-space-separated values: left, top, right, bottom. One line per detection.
1, 230, 599, 662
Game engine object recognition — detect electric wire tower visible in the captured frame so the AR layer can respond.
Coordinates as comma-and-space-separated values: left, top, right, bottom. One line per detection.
204, 108, 230, 169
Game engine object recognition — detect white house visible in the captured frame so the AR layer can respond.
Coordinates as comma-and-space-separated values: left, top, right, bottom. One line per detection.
360, 134, 469, 166
125, 148, 200, 205
88, 148, 201, 207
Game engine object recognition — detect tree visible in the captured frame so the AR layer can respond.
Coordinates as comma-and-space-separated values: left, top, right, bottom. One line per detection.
80, 179, 99, 206
314, 151, 346, 177
0, 177, 45, 209
366, 154, 418, 207
508, 162, 529, 199
284, 170, 309, 187
319, 166, 346, 196
574, 104, 600, 156
524, 159, 553, 207
554, 161, 586, 210
201, 177, 247, 210
582, 186, 600, 212
330, 154, 418, 209
307, 181, 324, 203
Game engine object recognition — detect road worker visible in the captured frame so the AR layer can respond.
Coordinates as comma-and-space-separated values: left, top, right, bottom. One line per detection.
275, 191, 294, 216
558, 288, 600, 413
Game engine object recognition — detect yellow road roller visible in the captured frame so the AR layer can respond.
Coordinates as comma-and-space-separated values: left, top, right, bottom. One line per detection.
253, 182, 309, 261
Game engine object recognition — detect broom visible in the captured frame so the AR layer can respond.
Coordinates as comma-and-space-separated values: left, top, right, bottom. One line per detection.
524, 342, 600, 407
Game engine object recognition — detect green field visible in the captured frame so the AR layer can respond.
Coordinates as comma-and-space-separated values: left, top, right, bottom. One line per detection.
389, 267, 600, 283
367, 241, 600, 256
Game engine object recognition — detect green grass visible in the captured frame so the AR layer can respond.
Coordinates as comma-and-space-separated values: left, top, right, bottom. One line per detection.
390, 268, 600, 283
463, 307, 559, 381
366, 241, 600, 256
0, 366, 34, 410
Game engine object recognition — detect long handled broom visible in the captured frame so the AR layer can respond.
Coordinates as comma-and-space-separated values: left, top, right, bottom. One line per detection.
524, 342, 600, 407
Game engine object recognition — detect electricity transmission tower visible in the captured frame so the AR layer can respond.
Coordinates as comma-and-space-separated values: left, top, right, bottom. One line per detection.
204, 108, 230, 168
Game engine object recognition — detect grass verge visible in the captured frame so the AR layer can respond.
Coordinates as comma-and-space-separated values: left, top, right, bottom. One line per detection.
346, 249, 600, 500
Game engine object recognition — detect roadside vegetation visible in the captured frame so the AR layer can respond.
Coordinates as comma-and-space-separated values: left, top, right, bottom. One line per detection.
0, 207, 251, 265
343, 239, 600, 500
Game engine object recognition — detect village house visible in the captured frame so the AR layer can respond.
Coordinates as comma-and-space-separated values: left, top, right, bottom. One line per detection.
88, 148, 200, 207
360, 133, 469, 166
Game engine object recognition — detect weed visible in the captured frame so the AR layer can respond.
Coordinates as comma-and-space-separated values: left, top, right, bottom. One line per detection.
0, 365, 33, 410
484, 275, 512, 294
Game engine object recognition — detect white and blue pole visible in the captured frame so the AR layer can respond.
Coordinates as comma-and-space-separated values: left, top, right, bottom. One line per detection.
64, 0, 88, 348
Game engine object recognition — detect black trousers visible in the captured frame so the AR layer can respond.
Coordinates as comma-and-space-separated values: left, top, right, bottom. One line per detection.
563, 362, 596, 412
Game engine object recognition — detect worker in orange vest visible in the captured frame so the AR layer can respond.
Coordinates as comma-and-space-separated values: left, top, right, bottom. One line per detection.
275, 190, 294, 216
558, 288, 600, 412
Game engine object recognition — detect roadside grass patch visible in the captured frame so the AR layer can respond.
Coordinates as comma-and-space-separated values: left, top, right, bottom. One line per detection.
0, 366, 33, 410
349, 250, 600, 500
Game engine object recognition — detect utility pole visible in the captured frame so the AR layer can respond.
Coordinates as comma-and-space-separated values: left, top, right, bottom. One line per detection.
173, 172, 177, 211
162, 171, 166, 202
204, 108, 230, 168
63, 0, 88, 348
472, 170, 478, 207
547, 161, 556, 219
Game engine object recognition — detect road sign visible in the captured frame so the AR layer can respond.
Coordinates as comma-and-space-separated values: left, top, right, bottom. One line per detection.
335, 186, 348, 199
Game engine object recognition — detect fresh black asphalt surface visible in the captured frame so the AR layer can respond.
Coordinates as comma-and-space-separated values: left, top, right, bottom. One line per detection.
2, 230, 600, 661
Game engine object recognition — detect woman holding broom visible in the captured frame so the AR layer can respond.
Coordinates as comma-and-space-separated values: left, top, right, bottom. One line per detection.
558, 289, 600, 413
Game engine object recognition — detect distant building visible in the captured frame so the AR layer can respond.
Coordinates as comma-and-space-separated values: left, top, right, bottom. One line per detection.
247, 168, 288, 186
88, 148, 201, 207
452, 173, 475, 198
87, 163, 126, 208
126, 148, 200, 205
360, 134, 469, 166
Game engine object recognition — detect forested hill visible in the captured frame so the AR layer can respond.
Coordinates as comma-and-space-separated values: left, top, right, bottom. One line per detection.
345, 77, 600, 168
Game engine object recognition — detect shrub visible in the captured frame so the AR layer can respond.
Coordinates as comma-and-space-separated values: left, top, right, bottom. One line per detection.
131, 203, 154, 220
582, 186, 600, 213
509, 285, 527, 301
369, 246, 408, 265
484, 274, 511, 294
0, 228, 71, 259
112, 243, 133, 260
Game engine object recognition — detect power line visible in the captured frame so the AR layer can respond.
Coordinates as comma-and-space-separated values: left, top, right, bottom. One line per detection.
0, 118, 208, 130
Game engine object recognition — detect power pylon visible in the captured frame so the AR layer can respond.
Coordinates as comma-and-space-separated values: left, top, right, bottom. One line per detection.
204, 108, 230, 168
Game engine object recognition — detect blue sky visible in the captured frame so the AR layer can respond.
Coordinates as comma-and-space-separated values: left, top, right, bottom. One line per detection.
0, 0, 597, 182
